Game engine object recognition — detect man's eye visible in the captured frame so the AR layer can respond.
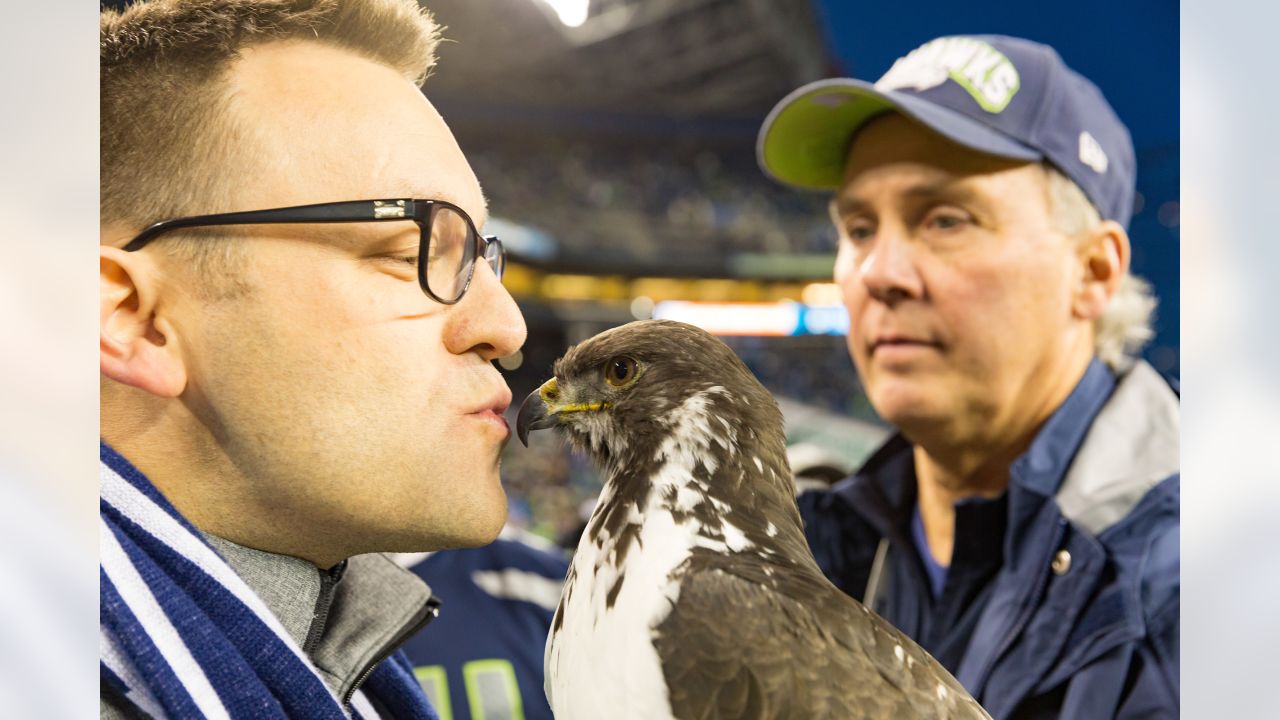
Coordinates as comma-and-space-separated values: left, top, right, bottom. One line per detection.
383, 255, 419, 268
925, 210, 971, 231
843, 223, 874, 242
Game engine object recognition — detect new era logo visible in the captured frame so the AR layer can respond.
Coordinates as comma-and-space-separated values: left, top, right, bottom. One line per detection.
1079, 131, 1108, 174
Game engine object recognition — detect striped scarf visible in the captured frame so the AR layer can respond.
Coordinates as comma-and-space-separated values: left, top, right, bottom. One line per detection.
99, 442, 439, 719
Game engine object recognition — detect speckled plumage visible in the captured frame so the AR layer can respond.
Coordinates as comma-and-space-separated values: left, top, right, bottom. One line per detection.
518, 320, 991, 720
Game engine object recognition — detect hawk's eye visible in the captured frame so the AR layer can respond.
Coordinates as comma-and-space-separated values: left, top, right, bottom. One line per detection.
604, 356, 638, 387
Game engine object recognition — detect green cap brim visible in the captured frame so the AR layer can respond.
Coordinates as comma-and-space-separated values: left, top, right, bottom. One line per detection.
757, 79, 900, 191
759, 78, 1043, 192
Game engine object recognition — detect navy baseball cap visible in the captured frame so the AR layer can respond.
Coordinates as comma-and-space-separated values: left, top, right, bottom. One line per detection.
757, 35, 1137, 228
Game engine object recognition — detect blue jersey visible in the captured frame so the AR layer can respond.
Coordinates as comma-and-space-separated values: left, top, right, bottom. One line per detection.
400, 530, 569, 720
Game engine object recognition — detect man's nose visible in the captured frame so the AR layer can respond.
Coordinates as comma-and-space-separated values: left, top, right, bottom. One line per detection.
445, 262, 527, 361
858, 228, 924, 305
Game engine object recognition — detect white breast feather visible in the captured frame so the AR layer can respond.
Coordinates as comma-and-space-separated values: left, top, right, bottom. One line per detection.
546, 389, 741, 719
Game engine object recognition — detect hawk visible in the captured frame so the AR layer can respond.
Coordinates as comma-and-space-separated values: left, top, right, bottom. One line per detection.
516, 320, 991, 720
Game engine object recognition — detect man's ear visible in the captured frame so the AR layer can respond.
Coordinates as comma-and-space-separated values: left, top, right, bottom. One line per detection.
100, 245, 187, 397
1072, 220, 1130, 322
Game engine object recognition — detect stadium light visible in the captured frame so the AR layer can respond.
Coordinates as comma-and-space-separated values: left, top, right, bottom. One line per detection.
652, 300, 850, 337
538, 0, 590, 27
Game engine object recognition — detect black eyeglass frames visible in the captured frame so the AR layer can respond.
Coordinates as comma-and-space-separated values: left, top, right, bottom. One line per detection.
121, 198, 505, 305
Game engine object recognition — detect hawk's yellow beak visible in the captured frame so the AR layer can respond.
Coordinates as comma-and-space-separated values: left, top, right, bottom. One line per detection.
515, 378, 609, 446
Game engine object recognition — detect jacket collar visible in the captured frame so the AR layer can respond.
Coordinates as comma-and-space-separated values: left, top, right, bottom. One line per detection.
1009, 357, 1116, 500
1007, 357, 1179, 536
1053, 361, 1180, 535
201, 533, 334, 647
205, 533, 435, 704
833, 357, 1117, 536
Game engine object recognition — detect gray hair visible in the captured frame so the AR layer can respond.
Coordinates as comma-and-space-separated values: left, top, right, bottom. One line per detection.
1044, 165, 1156, 371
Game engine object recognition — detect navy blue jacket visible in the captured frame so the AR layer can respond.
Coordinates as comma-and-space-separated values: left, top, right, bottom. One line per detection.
800, 359, 1179, 719
400, 529, 569, 720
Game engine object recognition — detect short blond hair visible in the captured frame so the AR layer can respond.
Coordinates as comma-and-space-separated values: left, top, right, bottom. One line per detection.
101, 0, 442, 260
1044, 165, 1156, 371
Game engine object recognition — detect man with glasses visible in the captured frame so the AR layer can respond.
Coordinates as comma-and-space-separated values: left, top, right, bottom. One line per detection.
99, 1, 524, 717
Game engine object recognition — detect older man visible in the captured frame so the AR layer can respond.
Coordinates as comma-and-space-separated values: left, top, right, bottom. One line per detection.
758, 36, 1178, 719
99, 1, 526, 717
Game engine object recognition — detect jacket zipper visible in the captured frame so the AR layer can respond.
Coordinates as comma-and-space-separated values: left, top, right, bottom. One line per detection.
304, 562, 345, 654
342, 595, 441, 708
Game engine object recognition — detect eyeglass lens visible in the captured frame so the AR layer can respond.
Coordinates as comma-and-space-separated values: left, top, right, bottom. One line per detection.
426, 204, 478, 302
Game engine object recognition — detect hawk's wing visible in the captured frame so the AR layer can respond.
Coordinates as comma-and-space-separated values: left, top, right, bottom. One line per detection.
653, 555, 991, 720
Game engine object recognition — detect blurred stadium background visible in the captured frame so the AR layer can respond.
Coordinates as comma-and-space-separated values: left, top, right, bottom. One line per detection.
416, 0, 1179, 544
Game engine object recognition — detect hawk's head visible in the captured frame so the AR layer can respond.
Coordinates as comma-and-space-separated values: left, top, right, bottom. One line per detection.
516, 320, 786, 473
